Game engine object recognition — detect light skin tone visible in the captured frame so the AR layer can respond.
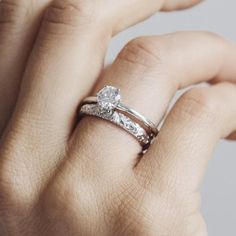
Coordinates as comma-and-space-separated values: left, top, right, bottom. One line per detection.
0, 0, 236, 235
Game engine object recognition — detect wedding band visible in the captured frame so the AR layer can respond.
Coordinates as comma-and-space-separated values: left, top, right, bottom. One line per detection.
79, 86, 158, 152
82, 97, 158, 138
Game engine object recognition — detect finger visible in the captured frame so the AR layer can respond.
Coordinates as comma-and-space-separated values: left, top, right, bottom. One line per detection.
70, 32, 236, 170
137, 83, 236, 196
0, 0, 51, 135
162, 0, 203, 11
108, 0, 203, 34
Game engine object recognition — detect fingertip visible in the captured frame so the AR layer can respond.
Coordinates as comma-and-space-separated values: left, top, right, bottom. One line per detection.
161, 0, 204, 12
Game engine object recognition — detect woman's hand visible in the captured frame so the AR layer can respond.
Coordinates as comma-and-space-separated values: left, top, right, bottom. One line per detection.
0, 0, 236, 235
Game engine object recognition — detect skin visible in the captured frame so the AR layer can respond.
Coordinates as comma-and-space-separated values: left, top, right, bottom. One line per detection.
0, 0, 235, 235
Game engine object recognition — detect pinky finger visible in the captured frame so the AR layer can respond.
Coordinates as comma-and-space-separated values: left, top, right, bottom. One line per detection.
136, 82, 236, 195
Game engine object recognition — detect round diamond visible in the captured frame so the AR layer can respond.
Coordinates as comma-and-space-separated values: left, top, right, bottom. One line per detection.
97, 86, 121, 111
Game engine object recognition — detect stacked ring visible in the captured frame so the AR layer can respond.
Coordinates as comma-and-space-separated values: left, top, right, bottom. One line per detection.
79, 86, 159, 153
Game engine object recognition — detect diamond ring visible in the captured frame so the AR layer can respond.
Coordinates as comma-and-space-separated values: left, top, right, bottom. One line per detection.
79, 86, 158, 152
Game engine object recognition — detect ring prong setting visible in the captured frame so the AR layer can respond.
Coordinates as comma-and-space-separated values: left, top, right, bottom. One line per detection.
97, 86, 121, 112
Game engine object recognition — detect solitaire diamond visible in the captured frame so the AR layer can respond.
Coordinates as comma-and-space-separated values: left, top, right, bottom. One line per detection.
97, 86, 121, 111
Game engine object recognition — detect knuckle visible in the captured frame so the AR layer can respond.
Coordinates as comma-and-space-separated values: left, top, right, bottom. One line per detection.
44, 0, 97, 32
42, 177, 90, 217
118, 37, 164, 69
41, 178, 103, 234
0, 0, 29, 29
177, 88, 218, 120
115, 196, 152, 235
199, 31, 229, 52
39, 180, 75, 233
200, 30, 223, 41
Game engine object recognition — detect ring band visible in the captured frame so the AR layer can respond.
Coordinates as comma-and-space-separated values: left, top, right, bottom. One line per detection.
80, 103, 151, 148
82, 97, 158, 138
79, 86, 158, 152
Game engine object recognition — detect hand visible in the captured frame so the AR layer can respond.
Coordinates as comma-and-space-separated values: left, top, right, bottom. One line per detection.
0, 0, 236, 235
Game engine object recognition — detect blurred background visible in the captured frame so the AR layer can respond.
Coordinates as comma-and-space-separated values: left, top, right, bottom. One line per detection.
106, 0, 236, 235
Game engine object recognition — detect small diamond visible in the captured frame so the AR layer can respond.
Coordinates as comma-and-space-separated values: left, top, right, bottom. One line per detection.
128, 122, 139, 134
119, 114, 138, 134
112, 112, 121, 123
97, 86, 121, 111
120, 114, 129, 126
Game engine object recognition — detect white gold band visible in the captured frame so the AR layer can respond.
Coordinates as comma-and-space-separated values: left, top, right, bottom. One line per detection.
80, 103, 152, 149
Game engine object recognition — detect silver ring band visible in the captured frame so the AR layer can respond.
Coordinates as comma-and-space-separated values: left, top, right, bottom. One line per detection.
80, 103, 152, 149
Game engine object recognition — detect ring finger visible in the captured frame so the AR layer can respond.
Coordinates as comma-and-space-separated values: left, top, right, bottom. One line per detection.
70, 31, 236, 170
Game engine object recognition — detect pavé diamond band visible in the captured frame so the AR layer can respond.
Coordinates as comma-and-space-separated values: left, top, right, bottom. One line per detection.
80, 104, 151, 147
79, 86, 158, 152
